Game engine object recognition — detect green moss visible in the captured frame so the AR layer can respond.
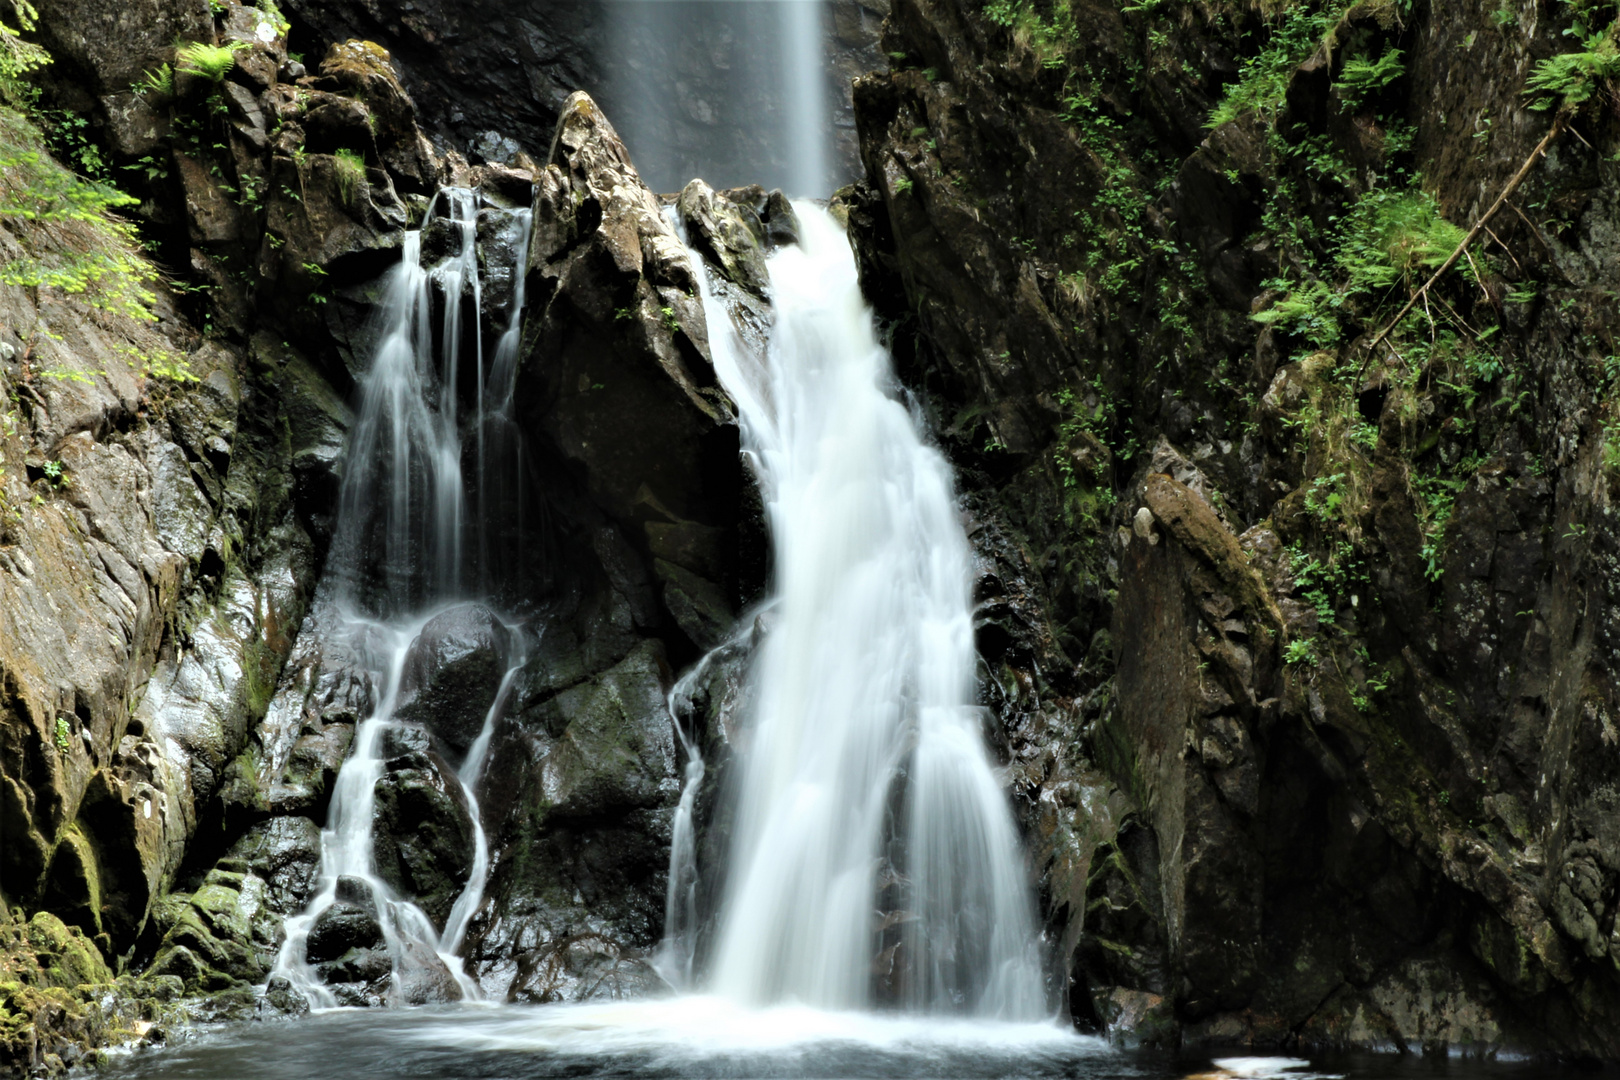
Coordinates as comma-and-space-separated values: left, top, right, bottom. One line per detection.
333, 147, 366, 203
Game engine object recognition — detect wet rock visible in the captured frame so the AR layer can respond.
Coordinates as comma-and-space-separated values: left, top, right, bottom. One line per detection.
275, 0, 883, 194
315, 40, 440, 195
677, 179, 771, 300
396, 941, 462, 1005
393, 603, 515, 756
144, 870, 274, 992
371, 749, 475, 932
468, 130, 523, 166
519, 91, 741, 554
530, 640, 677, 818
316, 945, 392, 990
262, 974, 310, 1016
224, 815, 324, 915
306, 900, 384, 964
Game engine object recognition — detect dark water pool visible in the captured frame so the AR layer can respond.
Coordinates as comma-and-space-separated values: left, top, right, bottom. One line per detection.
90, 999, 1603, 1080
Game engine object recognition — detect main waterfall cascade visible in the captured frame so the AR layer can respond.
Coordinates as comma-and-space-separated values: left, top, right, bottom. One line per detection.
666, 206, 1047, 1017
272, 188, 535, 1008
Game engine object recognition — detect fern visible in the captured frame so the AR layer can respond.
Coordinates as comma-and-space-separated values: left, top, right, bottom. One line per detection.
177, 41, 248, 84
1524, 23, 1620, 110
1334, 46, 1405, 107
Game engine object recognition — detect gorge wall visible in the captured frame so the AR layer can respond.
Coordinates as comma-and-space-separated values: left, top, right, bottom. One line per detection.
845, 0, 1620, 1059
0, 0, 1618, 1073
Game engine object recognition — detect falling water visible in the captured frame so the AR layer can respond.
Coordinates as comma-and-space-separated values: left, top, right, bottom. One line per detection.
673, 206, 1046, 1017
272, 188, 536, 1009
604, 0, 832, 195
777, 1, 828, 196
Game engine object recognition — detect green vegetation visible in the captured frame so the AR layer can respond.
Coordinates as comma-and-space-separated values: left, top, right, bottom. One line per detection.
176, 41, 248, 85
1524, 9, 1620, 110
135, 63, 174, 99
53, 714, 70, 753
1206, 0, 1353, 128
1334, 46, 1405, 107
0, 109, 156, 323
334, 147, 366, 202
1283, 637, 1319, 666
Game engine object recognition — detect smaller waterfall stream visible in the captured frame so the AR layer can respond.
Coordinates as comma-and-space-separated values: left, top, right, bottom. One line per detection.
272, 187, 536, 1009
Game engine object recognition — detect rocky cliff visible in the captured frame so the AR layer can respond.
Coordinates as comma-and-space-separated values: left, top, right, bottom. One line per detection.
847, 0, 1620, 1059
2, 0, 1619, 1072
0, 1, 763, 1070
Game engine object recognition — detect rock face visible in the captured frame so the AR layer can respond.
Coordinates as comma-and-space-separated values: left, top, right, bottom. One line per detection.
274, 0, 888, 193
850, 0, 1620, 1059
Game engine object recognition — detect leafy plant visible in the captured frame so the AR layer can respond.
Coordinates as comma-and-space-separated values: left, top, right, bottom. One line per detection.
1207, 0, 1350, 128
660, 305, 680, 333
54, 715, 71, 754
1284, 637, 1319, 666
1524, 20, 1619, 110
177, 41, 249, 85
41, 459, 65, 488
892, 176, 914, 195
135, 63, 174, 98
1334, 46, 1405, 108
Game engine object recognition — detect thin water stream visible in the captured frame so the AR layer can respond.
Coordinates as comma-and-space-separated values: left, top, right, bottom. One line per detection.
271, 187, 536, 1009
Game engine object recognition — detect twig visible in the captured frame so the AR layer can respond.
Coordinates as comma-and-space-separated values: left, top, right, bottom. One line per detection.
1364, 112, 1567, 358
1482, 223, 1523, 274
1462, 246, 1490, 302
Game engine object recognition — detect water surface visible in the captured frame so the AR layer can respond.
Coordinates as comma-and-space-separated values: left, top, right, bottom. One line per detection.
93, 999, 1589, 1080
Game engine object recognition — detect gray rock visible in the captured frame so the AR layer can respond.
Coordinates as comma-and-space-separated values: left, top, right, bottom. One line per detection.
394, 603, 514, 756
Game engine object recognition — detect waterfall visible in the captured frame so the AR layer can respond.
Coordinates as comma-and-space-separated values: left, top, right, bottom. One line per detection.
604, 0, 831, 196
272, 188, 535, 1009
672, 206, 1046, 1018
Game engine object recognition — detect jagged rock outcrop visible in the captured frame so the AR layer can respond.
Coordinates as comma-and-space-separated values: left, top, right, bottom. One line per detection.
455, 91, 771, 1004
851, 0, 1620, 1059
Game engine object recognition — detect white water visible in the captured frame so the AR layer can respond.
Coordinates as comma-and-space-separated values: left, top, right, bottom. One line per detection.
272, 189, 535, 1009
674, 205, 1045, 1017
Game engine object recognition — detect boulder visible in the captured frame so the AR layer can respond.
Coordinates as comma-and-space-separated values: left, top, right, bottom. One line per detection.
393, 603, 515, 756
371, 744, 475, 931
305, 889, 384, 965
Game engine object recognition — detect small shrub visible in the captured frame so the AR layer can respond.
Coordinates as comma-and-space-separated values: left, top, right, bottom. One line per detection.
0, 1, 50, 104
